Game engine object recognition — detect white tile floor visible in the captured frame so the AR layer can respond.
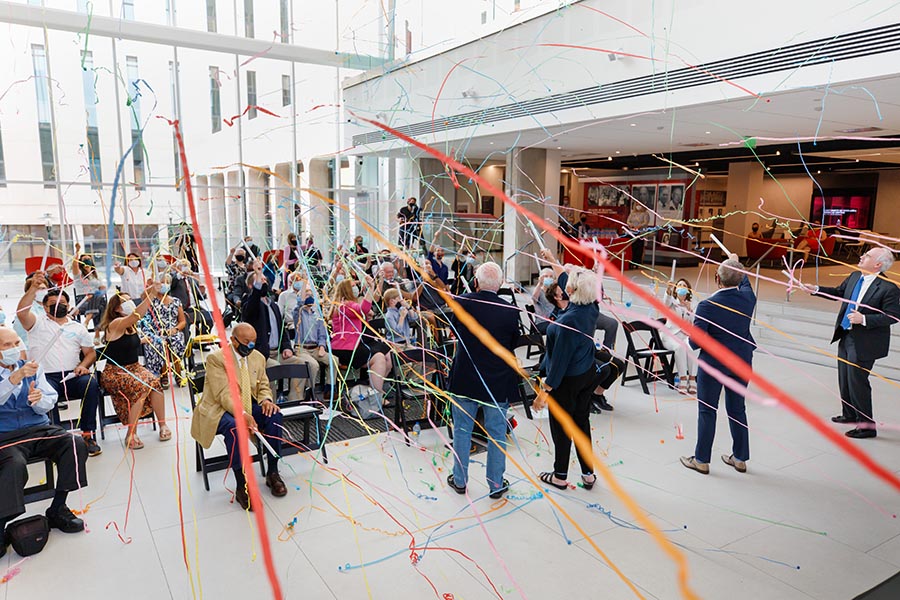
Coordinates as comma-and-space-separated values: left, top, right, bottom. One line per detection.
3, 350, 898, 600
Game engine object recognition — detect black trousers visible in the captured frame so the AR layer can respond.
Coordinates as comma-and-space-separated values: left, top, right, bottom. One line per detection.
548, 367, 597, 478
595, 351, 624, 390
0, 424, 88, 519
837, 335, 876, 425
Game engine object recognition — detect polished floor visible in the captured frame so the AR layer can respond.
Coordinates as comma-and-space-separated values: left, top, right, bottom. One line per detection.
2, 347, 898, 600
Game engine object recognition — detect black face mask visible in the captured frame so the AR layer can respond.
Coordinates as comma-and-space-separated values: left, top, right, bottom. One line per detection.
50, 304, 68, 318
235, 255, 245, 263
234, 340, 255, 357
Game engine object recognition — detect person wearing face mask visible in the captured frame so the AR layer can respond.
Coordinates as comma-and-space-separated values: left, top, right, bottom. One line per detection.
0, 326, 88, 547
328, 276, 392, 402
426, 245, 449, 284
398, 197, 422, 250
190, 323, 286, 510
15, 272, 103, 456
449, 249, 475, 295
660, 278, 698, 394
241, 262, 304, 399
283, 232, 301, 273
278, 272, 307, 342
383, 289, 419, 347
114, 252, 146, 300
532, 268, 602, 492
292, 294, 335, 397
98, 288, 171, 450
531, 268, 557, 334
681, 254, 756, 475
747, 222, 763, 241
12, 273, 49, 345
225, 245, 249, 310
71, 243, 107, 338
137, 276, 187, 388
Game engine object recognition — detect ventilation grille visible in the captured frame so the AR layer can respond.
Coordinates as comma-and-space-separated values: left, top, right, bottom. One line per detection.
352, 23, 900, 146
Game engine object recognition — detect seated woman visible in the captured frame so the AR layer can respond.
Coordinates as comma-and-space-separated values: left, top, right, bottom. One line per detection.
659, 278, 698, 394
71, 244, 107, 342
794, 225, 827, 262
278, 270, 307, 343
383, 288, 419, 348
137, 275, 187, 388
98, 286, 171, 449
327, 277, 392, 403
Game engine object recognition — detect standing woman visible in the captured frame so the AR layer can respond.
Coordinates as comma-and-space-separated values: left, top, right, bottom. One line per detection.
660, 278, 698, 394
71, 244, 107, 341
283, 232, 301, 273
99, 285, 171, 449
533, 268, 600, 491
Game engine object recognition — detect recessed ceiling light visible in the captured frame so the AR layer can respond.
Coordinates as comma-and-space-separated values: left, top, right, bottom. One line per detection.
775, 150, 781, 156
556, 146, 562, 149
607, 157, 612, 161
705, 131, 711, 134
817, 170, 821, 174
629, 123, 636, 127
489, 141, 494, 145
694, 162, 699, 167
615, 150, 620, 154
856, 158, 860, 163
623, 166, 629, 171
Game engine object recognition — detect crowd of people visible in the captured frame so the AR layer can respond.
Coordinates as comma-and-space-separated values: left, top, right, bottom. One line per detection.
1, 209, 895, 553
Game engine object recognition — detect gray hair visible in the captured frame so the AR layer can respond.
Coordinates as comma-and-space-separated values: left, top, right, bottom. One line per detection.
717, 258, 744, 287
475, 262, 503, 292
873, 247, 895, 273
566, 268, 599, 305
539, 268, 555, 279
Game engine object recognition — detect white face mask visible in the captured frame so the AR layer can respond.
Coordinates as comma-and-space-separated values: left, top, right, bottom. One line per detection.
128, 259, 140, 268
34, 289, 47, 302
0, 346, 22, 365
120, 300, 136, 316
352, 286, 360, 297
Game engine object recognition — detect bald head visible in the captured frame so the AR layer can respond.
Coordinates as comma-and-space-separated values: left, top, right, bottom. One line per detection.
232, 323, 256, 343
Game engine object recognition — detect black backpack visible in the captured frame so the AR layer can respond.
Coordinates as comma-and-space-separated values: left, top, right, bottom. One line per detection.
6, 515, 50, 557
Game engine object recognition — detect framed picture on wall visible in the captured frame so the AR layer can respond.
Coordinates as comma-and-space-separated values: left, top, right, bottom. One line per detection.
584, 183, 629, 208
628, 184, 656, 228
481, 196, 495, 214
657, 184, 685, 221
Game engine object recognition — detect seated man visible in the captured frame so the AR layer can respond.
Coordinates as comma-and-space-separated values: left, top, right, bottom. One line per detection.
16, 272, 102, 456
0, 327, 87, 554
292, 295, 336, 396
190, 323, 287, 511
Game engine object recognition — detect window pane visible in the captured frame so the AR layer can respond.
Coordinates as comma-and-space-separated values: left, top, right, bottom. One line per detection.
282, 74, 291, 106
123, 0, 134, 20
206, 0, 217, 33
86, 126, 102, 189
243, 0, 254, 38
0, 124, 6, 185
209, 67, 221, 133
280, 0, 290, 41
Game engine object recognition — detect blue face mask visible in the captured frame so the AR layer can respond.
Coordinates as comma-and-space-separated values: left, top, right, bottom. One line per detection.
1, 346, 22, 365
292, 281, 303, 291
335, 274, 345, 283
676, 286, 689, 297
160, 284, 171, 295
0, 311, 5, 325
466, 256, 475, 264
543, 277, 554, 287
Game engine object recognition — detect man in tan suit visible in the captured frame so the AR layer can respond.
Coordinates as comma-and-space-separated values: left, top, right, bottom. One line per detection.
191, 323, 287, 510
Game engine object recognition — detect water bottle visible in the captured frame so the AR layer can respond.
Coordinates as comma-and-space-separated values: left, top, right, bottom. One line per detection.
412, 422, 421, 438
673, 374, 681, 390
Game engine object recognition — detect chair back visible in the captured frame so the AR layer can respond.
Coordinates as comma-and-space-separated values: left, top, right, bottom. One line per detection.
266, 363, 314, 404
496, 287, 517, 306
622, 320, 665, 351
188, 371, 206, 409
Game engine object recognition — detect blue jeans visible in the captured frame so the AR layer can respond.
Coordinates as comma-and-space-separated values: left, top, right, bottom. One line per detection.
451, 395, 508, 492
46, 371, 100, 434
216, 403, 283, 472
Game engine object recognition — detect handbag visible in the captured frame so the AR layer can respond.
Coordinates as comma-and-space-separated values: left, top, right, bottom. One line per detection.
345, 384, 382, 420
5, 515, 51, 557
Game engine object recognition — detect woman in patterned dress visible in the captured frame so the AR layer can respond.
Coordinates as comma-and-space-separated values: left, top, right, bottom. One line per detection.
137, 275, 187, 387
98, 284, 171, 449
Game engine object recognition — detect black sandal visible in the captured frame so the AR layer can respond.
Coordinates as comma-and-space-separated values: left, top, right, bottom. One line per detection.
447, 474, 466, 495
581, 473, 596, 490
539, 472, 568, 490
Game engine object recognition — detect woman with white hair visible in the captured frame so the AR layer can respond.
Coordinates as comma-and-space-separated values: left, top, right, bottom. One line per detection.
533, 267, 601, 491
531, 267, 557, 334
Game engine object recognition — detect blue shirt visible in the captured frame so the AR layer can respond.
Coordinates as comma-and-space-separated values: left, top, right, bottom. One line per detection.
543, 302, 599, 389
293, 304, 329, 348
385, 305, 419, 344
0, 360, 57, 434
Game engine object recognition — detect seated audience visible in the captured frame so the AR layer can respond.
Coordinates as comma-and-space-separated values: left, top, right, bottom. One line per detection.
190, 323, 286, 510
98, 288, 171, 450
0, 327, 87, 547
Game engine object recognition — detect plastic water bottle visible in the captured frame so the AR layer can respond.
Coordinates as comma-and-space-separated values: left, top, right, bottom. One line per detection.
412, 422, 421, 438
673, 374, 681, 390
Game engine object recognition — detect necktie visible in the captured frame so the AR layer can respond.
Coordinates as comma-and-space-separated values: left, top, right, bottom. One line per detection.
239, 357, 252, 414
841, 276, 864, 330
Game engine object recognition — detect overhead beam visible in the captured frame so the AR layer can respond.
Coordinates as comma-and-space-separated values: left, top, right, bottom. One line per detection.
0, 1, 386, 71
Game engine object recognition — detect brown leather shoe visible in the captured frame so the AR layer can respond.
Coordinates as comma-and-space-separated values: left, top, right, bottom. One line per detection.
234, 485, 253, 511
266, 473, 288, 497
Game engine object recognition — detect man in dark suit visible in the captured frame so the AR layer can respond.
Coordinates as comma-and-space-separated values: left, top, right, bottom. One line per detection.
240, 262, 303, 399
681, 254, 756, 475
446, 262, 520, 499
802, 247, 900, 438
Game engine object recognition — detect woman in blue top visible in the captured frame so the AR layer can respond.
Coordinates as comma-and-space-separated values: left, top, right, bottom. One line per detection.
533, 268, 600, 491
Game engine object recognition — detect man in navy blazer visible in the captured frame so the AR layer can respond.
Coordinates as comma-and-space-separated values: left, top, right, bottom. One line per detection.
802, 247, 900, 438
446, 262, 520, 499
681, 254, 756, 475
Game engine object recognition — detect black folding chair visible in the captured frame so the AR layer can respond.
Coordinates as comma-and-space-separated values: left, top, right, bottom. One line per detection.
265, 364, 328, 463
390, 347, 449, 445
620, 320, 676, 394
188, 372, 266, 492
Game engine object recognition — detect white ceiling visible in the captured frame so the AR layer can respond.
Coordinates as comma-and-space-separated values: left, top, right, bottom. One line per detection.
397, 73, 900, 162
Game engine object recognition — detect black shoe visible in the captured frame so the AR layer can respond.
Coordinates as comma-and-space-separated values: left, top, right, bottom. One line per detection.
592, 394, 614, 412
489, 479, 510, 500
590, 394, 604, 414
83, 434, 102, 457
446, 474, 466, 495
57, 401, 69, 410
845, 428, 877, 439
46, 505, 85, 533
234, 485, 253, 511
831, 415, 858, 424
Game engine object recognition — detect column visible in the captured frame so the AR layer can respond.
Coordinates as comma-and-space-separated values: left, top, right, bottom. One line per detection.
724, 162, 765, 255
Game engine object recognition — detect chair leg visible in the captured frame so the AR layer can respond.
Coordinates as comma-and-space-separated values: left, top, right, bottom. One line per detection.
316, 417, 329, 464
196, 444, 210, 491
638, 357, 651, 395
